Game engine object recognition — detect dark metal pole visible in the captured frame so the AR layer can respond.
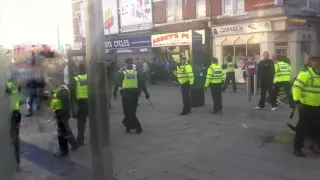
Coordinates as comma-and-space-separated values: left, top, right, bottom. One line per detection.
84, 0, 113, 179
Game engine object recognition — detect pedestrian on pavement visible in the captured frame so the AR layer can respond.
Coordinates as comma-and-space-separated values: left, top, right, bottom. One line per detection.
119, 58, 143, 134
136, 59, 150, 98
292, 56, 320, 157
70, 63, 88, 147
50, 82, 78, 157
205, 57, 225, 114
222, 56, 237, 93
175, 54, 194, 115
25, 58, 46, 117
243, 53, 257, 94
6, 78, 22, 171
150, 59, 158, 84
271, 56, 294, 110
106, 58, 115, 108
254, 51, 276, 110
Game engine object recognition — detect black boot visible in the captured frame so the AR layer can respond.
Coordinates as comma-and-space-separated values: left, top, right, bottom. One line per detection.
136, 127, 143, 134
126, 127, 130, 133
293, 149, 306, 157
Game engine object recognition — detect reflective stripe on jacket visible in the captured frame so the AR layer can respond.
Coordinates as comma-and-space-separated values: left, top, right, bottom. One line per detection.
274, 61, 291, 83
293, 68, 320, 106
176, 63, 194, 85
74, 74, 88, 99
205, 64, 225, 88
122, 70, 138, 89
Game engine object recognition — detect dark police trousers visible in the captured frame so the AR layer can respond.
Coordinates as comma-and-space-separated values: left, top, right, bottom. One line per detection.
11, 110, 21, 164
210, 83, 223, 113
258, 79, 275, 108
55, 111, 77, 153
121, 89, 141, 130
272, 82, 294, 107
222, 72, 237, 92
76, 99, 88, 145
181, 82, 191, 113
294, 105, 320, 150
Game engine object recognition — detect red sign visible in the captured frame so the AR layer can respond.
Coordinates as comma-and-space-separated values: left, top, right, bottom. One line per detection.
247, 0, 275, 10
151, 32, 190, 47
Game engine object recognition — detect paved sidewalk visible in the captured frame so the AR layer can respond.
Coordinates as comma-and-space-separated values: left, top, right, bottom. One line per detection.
14, 160, 59, 180
17, 85, 320, 180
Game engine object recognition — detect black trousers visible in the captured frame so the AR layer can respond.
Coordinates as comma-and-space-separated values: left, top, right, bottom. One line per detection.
210, 83, 223, 113
122, 89, 141, 130
294, 105, 320, 150
272, 82, 294, 107
181, 82, 191, 113
138, 80, 149, 96
113, 84, 120, 99
76, 99, 88, 145
11, 110, 21, 164
56, 111, 77, 153
258, 79, 275, 108
223, 72, 237, 92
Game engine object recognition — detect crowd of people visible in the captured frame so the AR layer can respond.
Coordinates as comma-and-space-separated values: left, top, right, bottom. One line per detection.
5, 49, 320, 173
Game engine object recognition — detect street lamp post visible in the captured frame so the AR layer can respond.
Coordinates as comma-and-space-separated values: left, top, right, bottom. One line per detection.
84, 0, 113, 179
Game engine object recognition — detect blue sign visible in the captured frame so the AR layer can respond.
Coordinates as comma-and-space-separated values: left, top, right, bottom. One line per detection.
105, 36, 151, 54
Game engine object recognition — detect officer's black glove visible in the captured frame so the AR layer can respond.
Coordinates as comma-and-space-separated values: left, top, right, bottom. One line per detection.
294, 101, 301, 108
146, 93, 150, 99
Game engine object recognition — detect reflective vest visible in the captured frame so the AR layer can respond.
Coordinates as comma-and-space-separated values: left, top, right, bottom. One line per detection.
274, 61, 291, 83
122, 70, 138, 89
74, 74, 88, 99
6, 81, 20, 111
176, 63, 194, 85
50, 85, 69, 111
226, 62, 235, 73
293, 68, 320, 106
205, 64, 225, 87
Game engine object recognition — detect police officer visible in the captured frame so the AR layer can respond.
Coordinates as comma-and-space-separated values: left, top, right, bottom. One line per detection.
205, 57, 225, 114
292, 56, 320, 157
271, 56, 294, 111
6, 79, 22, 171
222, 56, 237, 92
119, 58, 143, 133
70, 63, 88, 146
175, 55, 194, 115
50, 84, 78, 157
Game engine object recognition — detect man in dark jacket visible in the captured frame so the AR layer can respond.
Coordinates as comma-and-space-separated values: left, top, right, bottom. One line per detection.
254, 51, 276, 110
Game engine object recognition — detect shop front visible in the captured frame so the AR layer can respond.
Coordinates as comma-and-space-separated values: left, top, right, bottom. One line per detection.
212, 18, 318, 83
151, 30, 206, 63
105, 35, 153, 64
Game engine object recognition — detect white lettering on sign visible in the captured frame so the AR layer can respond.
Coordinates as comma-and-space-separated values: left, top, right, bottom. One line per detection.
151, 30, 205, 47
140, 48, 148, 52
220, 25, 244, 33
113, 39, 130, 48
105, 41, 113, 48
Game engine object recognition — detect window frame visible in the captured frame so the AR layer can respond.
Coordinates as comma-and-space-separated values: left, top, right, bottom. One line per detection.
221, 0, 245, 16
301, 0, 314, 12
166, 0, 175, 22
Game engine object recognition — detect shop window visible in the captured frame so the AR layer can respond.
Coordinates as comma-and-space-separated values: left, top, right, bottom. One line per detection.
274, 36, 288, 57
222, 0, 244, 15
196, 0, 206, 18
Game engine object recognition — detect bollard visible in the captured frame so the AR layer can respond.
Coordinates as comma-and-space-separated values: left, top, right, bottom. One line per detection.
254, 74, 258, 96
246, 77, 251, 101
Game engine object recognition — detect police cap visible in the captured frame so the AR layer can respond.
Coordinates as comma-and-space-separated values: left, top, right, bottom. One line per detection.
180, 54, 187, 60
310, 56, 320, 61
125, 58, 133, 64
211, 57, 218, 62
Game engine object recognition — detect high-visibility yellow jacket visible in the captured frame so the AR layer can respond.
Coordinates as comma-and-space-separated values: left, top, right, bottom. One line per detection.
226, 62, 235, 73
6, 81, 21, 111
274, 61, 291, 83
122, 69, 138, 89
292, 68, 320, 106
175, 63, 194, 85
50, 85, 70, 111
74, 74, 88, 99
205, 64, 225, 88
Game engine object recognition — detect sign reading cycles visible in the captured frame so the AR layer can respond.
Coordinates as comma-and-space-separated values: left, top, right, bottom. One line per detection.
105, 35, 151, 54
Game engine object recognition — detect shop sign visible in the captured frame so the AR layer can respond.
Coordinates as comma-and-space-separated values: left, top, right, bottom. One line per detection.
212, 21, 272, 36
286, 19, 313, 30
102, 0, 119, 35
105, 36, 151, 54
119, 0, 153, 32
151, 30, 205, 47
248, 0, 276, 9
